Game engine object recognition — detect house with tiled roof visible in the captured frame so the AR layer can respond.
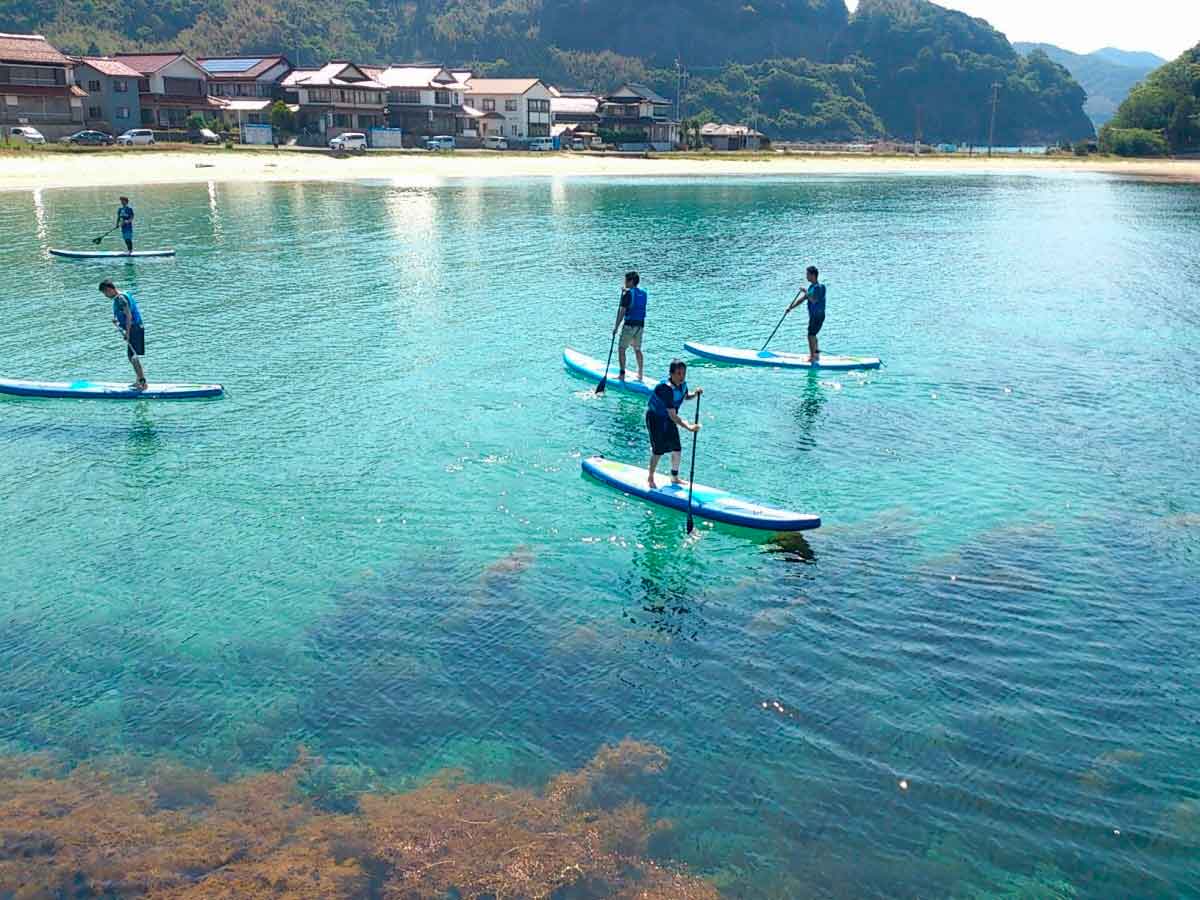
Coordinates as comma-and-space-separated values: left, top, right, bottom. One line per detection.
281, 61, 387, 142
199, 55, 292, 125
463, 77, 553, 144
73, 57, 143, 133
375, 65, 468, 145
0, 32, 85, 139
600, 83, 680, 149
113, 51, 224, 127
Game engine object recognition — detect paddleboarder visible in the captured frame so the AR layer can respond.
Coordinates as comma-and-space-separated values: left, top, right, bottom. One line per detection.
787, 265, 826, 363
612, 271, 647, 383
645, 359, 702, 489
115, 196, 134, 253
99, 279, 147, 390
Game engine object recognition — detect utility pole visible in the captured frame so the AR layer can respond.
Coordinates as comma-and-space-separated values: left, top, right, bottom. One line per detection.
675, 58, 682, 123
987, 82, 1000, 157
914, 104, 922, 156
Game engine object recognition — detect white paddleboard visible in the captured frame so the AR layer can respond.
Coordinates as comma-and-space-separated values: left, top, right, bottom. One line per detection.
563, 347, 656, 396
50, 248, 176, 259
0, 378, 222, 400
684, 341, 881, 371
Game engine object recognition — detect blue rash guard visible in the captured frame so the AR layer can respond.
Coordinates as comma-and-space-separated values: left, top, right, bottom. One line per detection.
806, 282, 826, 318
621, 286, 647, 326
117, 204, 134, 234
113, 292, 143, 330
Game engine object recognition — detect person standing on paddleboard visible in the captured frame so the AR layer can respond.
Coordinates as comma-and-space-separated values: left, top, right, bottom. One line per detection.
787, 265, 826, 363
613, 271, 647, 383
115, 196, 135, 254
645, 359, 702, 489
100, 279, 147, 390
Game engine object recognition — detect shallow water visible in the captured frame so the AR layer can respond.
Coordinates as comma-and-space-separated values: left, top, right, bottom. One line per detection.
1, 173, 1198, 897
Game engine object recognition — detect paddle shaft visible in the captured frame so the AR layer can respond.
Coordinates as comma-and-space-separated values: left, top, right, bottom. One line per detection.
93, 224, 119, 245
686, 394, 701, 534
595, 299, 622, 393
761, 287, 805, 351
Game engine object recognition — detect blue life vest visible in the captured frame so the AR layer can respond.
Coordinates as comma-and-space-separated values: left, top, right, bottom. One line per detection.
113, 292, 143, 329
117, 205, 134, 229
806, 282, 826, 317
625, 286, 647, 324
647, 378, 687, 419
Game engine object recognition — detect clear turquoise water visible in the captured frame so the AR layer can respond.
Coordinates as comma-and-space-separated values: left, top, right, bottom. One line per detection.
1, 173, 1198, 897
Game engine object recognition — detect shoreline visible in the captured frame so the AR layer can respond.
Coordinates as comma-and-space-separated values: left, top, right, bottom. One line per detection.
4, 147, 1199, 192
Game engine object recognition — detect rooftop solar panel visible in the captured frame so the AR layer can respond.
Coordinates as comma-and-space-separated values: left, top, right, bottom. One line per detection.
202, 57, 262, 73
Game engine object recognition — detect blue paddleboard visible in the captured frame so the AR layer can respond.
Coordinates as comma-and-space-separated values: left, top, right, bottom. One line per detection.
684, 341, 881, 371
563, 347, 656, 396
49, 248, 176, 259
0, 378, 223, 400
583, 456, 821, 532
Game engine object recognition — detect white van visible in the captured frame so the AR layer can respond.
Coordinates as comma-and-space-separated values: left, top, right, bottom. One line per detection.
8, 126, 46, 145
117, 128, 155, 146
329, 132, 368, 152
528, 138, 555, 152
483, 135, 508, 150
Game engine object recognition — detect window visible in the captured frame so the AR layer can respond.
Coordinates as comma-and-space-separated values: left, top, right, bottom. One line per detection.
529, 123, 550, 137
116, 106, 130, 119
88, 79, 101, 93
396, 89, 420, 105
505, 99, 517, 112
334, 113, 351, 127
88, 105, 102, 118
137, 78, 150, 93
528, 98, 550, 113
114, 79, 128, 93
7, 65, 60, 86
482, 98, 495, 111
434, 90, 450, 106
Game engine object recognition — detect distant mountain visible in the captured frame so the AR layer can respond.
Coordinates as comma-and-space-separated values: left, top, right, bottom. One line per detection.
1, 0, 1094, 144
1091, 48, 1167, 70
1014, 42, 1164, 126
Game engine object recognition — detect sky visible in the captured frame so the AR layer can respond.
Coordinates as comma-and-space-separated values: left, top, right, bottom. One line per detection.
843, 0, 1200, 61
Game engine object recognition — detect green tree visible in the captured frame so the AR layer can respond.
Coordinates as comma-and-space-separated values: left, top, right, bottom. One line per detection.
1099, 124, 1169, 157
185, 112, 207, 131
1167, 95, 1199, 152
268, 100, 296, 135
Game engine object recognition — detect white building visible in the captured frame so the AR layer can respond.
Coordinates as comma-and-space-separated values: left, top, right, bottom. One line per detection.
281, 61, 387, 141
464, 78, 553, 143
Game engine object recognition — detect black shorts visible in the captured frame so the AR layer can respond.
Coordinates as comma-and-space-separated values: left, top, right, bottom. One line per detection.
126, 324, 145, 358
646, 411, 682, 456
807, 314, 825, 337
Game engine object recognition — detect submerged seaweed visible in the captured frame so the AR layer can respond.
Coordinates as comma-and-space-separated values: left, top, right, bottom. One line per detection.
0, 739, 717, 899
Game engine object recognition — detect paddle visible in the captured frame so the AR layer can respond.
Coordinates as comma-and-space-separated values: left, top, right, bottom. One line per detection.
595, 323, 619, 394
686, 393, 701, 535
92, 224, 118, 246
760, 287, 805, 352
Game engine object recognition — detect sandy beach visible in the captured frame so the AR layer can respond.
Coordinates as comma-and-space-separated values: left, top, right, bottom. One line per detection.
2, 147, 1199, 192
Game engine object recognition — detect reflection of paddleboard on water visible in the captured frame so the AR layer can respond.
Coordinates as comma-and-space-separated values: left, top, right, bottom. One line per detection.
582, 456, 821, 532
563, 347, 656, 396
684, 341, 881, 371
0, 378, 223, 400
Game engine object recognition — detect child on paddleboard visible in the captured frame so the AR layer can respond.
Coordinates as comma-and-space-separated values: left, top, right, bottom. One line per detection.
116, 196, 134, 254
99, 279, 146, 390
787, 265, 826, 363
613, 271, 647, 383
645, 359, 702, 489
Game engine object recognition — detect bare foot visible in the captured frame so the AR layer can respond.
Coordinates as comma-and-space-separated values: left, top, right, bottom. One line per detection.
672, 477, 686, 486
648, 478, 657, 489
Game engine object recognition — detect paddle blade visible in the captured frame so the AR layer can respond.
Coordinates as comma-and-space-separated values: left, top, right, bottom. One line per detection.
595, 377, 607, 394
687, 511, 695, 534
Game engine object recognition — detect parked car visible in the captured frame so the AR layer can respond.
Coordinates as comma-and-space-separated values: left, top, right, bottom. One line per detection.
329, 132, 368, 153
528, 138, 555, 152
117, 128, 155, 146
482, 135, 508, 151
8, 126, 46, 145
425, 135, 456, 151
61, 130, 114, 146
190, 127, 221, 145
569, 136, 585, 151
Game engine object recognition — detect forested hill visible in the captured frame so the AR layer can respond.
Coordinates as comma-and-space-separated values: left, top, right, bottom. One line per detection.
0, 0, 1094, 144
1014, 42, 1165, 127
